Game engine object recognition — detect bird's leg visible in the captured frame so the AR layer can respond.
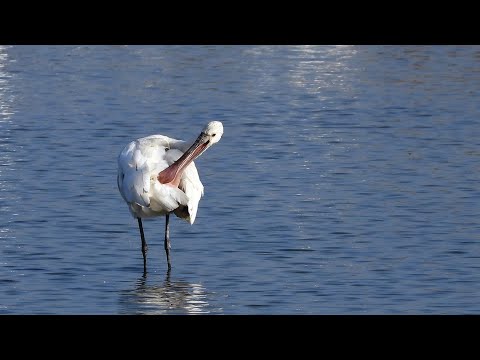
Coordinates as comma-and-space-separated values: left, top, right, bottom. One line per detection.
137, 217, 148, 272
165, 213, 172, 270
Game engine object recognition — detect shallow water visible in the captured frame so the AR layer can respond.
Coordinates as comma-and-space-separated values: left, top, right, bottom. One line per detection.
0, 45, 479, 314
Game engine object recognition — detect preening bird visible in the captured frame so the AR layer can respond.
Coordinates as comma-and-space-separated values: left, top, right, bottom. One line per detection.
117, 121, 224, 272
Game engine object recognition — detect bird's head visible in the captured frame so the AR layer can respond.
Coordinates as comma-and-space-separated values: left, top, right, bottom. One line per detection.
201, 121, 224, 147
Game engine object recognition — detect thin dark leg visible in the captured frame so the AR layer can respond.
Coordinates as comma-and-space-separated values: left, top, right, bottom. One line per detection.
137, 217, 148, 273
165, 213, 172, 270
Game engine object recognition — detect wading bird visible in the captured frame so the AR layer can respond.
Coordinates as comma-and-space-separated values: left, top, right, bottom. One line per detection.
117, 121, 224, 272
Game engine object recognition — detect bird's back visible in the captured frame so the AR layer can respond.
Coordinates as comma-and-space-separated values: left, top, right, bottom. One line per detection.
117, 135, 204, 223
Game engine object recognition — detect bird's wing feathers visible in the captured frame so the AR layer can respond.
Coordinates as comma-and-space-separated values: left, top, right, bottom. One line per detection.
118, 141, 151, 207
149, 182, 188, 213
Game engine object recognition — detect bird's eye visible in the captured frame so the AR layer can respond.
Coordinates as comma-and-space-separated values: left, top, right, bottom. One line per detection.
212, 133, 216, 137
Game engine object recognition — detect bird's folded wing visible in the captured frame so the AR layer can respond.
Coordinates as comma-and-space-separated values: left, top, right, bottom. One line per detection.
149, 183, 188, 213
122, 168, 151, 207
118, 143, 151, 207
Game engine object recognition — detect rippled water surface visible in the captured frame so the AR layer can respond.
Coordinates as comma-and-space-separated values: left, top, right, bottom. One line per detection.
1, 45, 479, 314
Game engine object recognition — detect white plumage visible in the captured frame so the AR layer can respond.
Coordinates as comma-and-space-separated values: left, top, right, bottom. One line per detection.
117, 121, 224, 272
118, 135, 202, 223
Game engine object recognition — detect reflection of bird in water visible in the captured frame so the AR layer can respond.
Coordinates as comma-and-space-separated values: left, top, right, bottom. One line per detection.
119, 271, 221, 315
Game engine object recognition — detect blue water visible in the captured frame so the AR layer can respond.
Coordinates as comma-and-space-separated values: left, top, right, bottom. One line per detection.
0, 45, 479, 314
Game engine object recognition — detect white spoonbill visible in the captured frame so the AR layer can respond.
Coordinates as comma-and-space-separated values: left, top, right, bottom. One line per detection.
117, 121, 224, 271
